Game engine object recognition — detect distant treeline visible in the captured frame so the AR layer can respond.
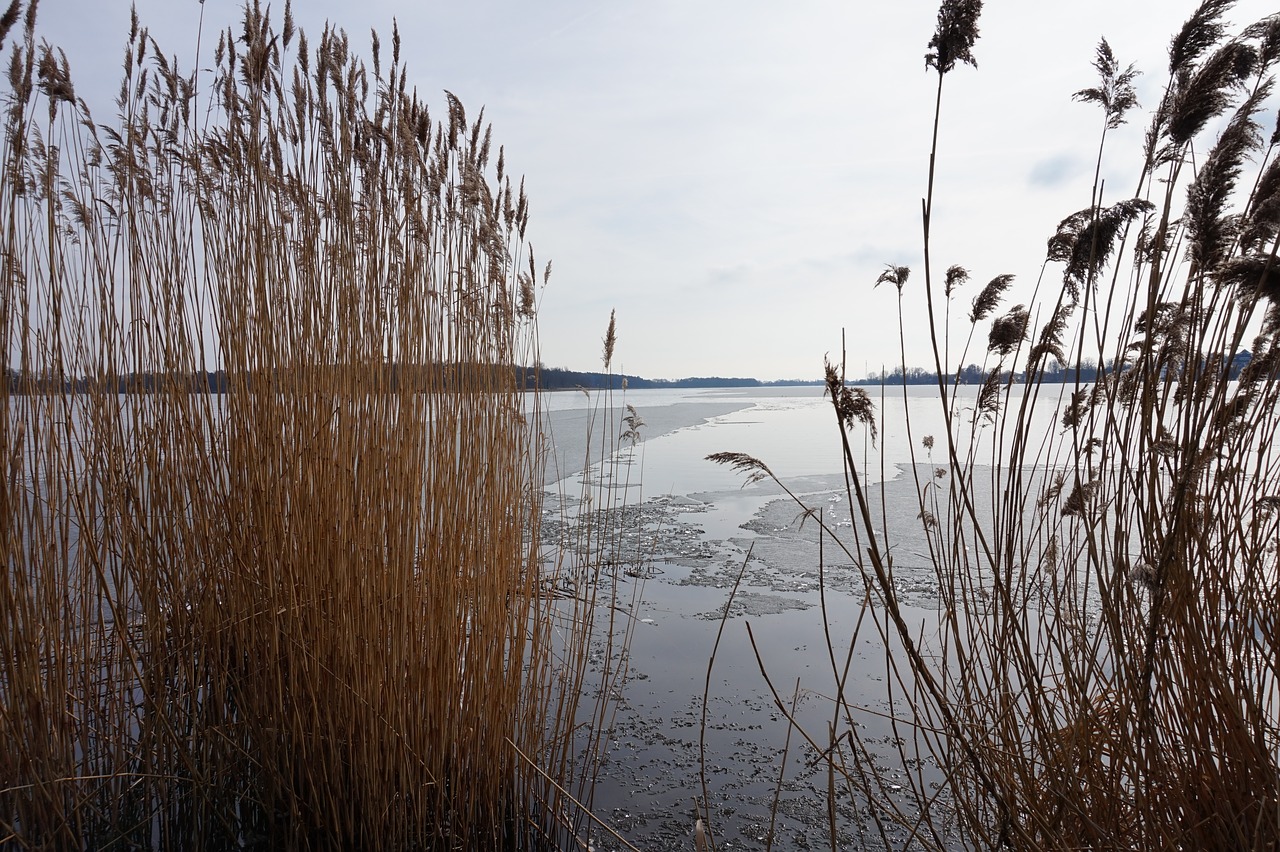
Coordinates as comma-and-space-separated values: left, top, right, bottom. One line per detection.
529, 366, 823, 390
856, 351, 1258, 385
6, 351, 1263, 394
1, 364, 824, 394
4, 369, 233, 394
4, 365, 521, 394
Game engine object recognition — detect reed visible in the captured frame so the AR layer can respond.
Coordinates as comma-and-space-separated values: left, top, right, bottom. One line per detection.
0, 3, 618, 848
715, 0, 1280, 848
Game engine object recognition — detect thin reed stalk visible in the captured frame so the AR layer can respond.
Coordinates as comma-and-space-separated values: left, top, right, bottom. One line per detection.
713, 1, 1280, 848
1, 4, 619, 849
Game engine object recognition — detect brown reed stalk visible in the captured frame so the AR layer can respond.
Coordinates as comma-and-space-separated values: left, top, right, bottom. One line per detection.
1, 4, 621, 849
714, 1, 1280, 849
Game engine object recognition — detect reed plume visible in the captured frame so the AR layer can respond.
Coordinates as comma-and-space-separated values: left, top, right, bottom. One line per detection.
1027, 301, 1074, 374
1166, 40, 1257, 146
1241, 155, 1280, 251
944, 264, 970, 297
1073, 38, 1141, 130
1185, 84, 1270, 273
925, 0, 982, 75
875, 264, 911, 292
987, 304, 1028, 356
0, 5, 617, 849
1169, 0, 1236, 75
1049, 198, 1153, 299
715, 2, 1280, 848
602, 309, 617, 369
968, 273, 1014, 323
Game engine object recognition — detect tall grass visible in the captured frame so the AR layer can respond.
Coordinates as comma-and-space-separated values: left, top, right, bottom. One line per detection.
715, 1, 1280, 848
0, 3, 619, 848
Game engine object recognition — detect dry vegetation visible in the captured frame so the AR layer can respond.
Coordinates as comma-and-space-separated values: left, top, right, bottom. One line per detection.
714, 0, 1280, 848
0, 2, 625, 849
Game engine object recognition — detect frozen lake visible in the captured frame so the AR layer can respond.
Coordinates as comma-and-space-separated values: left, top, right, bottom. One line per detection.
537, 384, 1026, 851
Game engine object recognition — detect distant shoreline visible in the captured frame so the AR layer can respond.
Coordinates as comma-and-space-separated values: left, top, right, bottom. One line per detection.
8, 348, 1262, 396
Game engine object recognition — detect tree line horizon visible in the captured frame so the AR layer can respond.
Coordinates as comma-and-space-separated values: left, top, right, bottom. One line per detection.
3, 349, 1261, 393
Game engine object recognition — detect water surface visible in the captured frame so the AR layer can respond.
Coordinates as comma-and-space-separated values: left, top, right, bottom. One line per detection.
541, 385, 988, 851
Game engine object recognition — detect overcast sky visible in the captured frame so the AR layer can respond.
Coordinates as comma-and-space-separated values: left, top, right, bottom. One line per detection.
29, 0, 1280, 380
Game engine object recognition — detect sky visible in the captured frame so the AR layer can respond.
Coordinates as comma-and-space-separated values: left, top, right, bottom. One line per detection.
26, 0, 1280, 381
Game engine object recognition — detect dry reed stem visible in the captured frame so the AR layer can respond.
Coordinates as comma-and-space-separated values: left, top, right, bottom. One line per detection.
1, 5, 624, 849
715, 2, 1280, 849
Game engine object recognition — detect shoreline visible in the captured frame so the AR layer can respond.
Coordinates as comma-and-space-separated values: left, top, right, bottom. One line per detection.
540, 399, 756, 485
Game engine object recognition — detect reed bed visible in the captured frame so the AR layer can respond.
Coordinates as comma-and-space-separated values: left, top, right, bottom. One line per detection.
714, 1, 1280, 848
1, 3, 620, 848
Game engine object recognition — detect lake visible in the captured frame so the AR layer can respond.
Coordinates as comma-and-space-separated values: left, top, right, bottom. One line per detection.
539, 379, 1280, 851
536, 384, 1042, 851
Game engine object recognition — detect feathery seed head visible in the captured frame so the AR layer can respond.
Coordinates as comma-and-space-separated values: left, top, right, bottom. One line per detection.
838, 385, 878, 445
1169, 0, 1234, 75
988, 305, 1029, 356
602, 309, 616, 369
282, 0, 294, 49
1242, 157, 1280, 251
1186, 84, 1268, 272
1220, 255, 1280, 305
1167, 41, 1257, 145
1073, 38, 1140, 130
1028, 302, 1074, 373
824, 360, 842, 398
969, 273, 1014, 323
944, 264, 970, 296
1052, 199, 1153, 299
976, 369, 1002, 421
1039, 471, 1068, 509
0, 1, 22, 53
620, 404, 645, 444
444, 89, 464, 150
34, 45, 73, 124
706, 451, 773, 487
823, 360, 878, 444
1061, 479, 1095, 517
1061, 389, 1091, 430
1245, 15, 1280, 68
925, 0, 982, 75
875, 264, 910, 292
517, 272, 535, 319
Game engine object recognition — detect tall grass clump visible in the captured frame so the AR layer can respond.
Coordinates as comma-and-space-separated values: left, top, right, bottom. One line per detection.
1, 2, 617, 848
714, 0, 1280, 848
